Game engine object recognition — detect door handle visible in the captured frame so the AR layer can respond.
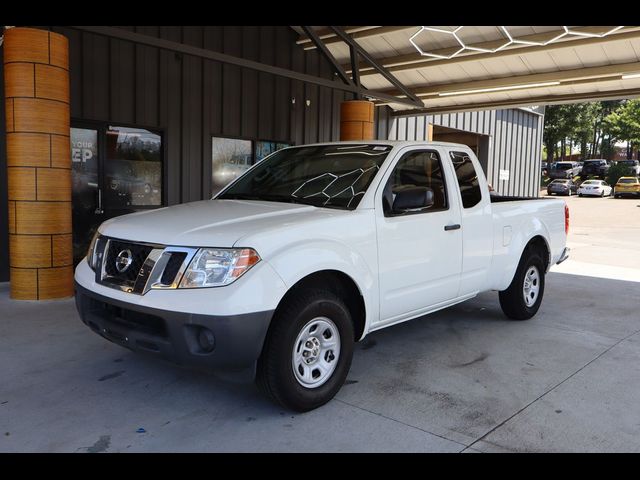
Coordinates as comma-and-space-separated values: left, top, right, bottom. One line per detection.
94, 188, 104, 215
444, 224, 461, 231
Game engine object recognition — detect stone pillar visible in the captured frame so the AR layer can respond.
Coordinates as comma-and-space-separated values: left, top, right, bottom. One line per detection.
4, 27, 73, 300
340, 100, 374, 141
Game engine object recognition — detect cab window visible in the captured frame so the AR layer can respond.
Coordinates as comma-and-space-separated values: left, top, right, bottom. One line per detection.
382, 150, 448, 215
450, 151, 483, 209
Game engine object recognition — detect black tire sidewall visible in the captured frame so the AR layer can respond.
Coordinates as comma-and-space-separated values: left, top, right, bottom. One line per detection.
513, 252, 546, 317
267, 293, 354, 411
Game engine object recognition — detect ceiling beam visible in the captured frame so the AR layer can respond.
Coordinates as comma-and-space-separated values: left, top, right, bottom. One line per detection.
389, 87, 640, 116
295, 26, 375, 46
301, 26, 354, 87
70, 26, 421, 108
299, 26, 413, 50
378, 61, 640, 98
329, 26, 424, 108
345, 26, 640, 76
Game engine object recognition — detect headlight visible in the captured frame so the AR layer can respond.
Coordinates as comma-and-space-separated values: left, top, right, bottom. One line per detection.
87, 231, 101, 271
179, 248, 260, 288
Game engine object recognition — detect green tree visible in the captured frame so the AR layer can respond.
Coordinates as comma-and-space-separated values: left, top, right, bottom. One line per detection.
604, 100, 640, 159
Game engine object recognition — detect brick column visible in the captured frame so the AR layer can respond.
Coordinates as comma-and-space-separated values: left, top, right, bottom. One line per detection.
340, 100, 374, 141
4, 27, 73, 300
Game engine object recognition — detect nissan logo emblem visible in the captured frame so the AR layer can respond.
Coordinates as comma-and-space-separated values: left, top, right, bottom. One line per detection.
115, 249, 133, 273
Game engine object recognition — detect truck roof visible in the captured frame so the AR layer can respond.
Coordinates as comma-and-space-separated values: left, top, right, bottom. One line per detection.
290, 139, 474, 150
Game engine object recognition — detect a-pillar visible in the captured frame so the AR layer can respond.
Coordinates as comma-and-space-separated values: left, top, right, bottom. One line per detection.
340, 100, 374, 141
4, 27, 73, 300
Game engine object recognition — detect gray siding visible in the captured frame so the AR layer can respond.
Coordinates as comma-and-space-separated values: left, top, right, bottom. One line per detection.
387, 108, 544, 198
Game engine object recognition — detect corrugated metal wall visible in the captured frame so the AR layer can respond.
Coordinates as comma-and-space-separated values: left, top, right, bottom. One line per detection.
0, 25, 358, 282
387, 109, 544, 198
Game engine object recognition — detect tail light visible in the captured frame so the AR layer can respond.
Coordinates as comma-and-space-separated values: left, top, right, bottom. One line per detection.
564, 204, 570, 235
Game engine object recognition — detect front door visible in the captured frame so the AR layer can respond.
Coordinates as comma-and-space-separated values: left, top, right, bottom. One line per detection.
71, 123, 163, 266
375, 148, 463, 326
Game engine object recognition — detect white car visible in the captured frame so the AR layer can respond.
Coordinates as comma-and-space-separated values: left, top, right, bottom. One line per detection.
577, 179, 613, 197
75, 141, 569, 411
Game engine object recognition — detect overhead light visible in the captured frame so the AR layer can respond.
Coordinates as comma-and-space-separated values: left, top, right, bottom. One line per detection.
622, 73, 640, 79
439, 81, 561, 97
411, 26, 625, 60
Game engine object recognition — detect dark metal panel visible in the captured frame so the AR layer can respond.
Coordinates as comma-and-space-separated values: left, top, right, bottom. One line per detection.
182, 26, 203, 202
134, 26, 160, 127
109, 27, 135, 124
331, 89, 342, 141
274, 27, 292, 143
318, 59, 333, 142
158, 26, 182, 206
222, 26, 242, 137
290, 40, 305, 145
205, 27, 223, 136
258, 26, 276, 141
82, 31, 110, 120
304, 51, 319, 144
241, 27, 259, 140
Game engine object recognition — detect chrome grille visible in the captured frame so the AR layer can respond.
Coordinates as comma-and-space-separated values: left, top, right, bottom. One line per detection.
96, 237, 197, 295
104, 240, 154, 284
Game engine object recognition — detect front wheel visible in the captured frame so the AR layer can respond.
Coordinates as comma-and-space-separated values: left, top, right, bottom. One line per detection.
499, 247, 546, 320
256, 289, 354, 412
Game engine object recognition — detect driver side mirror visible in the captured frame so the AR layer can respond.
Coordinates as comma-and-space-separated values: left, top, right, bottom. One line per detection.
392, 187, 434, 214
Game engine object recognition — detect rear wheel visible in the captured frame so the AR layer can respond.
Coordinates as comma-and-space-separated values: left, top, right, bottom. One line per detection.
256, 289, 354, 412
499, 247, 546, 320
601, 190, 605, 197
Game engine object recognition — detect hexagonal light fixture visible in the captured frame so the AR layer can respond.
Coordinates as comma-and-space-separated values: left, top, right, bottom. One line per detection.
564, 26, 625, 38
409, 26, 465, 59
411, 26, 625, 59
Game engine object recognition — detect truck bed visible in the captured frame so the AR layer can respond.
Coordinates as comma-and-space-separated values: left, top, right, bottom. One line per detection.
490, 194, 545, 203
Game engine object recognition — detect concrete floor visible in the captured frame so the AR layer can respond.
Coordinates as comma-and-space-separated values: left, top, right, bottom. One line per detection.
1, 196, 640, 452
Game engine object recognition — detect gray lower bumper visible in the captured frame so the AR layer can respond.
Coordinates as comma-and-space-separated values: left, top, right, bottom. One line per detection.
75, 282, 273, 370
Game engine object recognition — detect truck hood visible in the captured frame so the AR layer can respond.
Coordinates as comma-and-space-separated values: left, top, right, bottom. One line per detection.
98, 199, 340, 247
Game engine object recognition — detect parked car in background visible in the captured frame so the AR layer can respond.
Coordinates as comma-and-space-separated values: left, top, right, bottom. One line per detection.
548, 161, 582, 180
547, 179, 576, 196
614, 177, 640, 198
617, 160, 640, 176
577, 179, 613, 197
581, 159, 611, 177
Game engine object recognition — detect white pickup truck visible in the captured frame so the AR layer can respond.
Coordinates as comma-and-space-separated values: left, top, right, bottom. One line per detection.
75, 141, 569, 411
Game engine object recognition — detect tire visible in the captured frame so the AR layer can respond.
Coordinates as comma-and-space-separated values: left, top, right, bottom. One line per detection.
499, 247, 546, 320
579, 193, 583, 197
601, 190, 605, 197
256, 289, 354, 412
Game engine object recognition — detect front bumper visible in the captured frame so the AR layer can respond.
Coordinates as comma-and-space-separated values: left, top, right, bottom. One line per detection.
75, 282, 274, 369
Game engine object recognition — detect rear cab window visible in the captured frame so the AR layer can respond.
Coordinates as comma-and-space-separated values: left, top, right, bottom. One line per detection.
450, 151, 483, 208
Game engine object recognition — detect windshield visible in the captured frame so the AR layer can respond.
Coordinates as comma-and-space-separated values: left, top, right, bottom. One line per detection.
582, 180, 600, 185
618, 178, 639, 184
551, 179, 570, 184
619, 161, 638, 166
217, 144, 392, 209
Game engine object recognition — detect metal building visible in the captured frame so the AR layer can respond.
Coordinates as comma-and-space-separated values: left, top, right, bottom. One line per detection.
386, 107, 545, 197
